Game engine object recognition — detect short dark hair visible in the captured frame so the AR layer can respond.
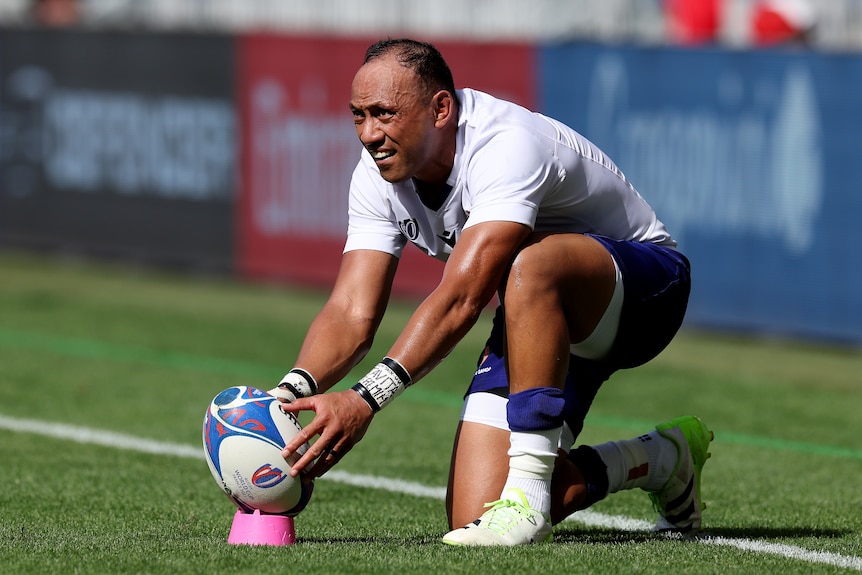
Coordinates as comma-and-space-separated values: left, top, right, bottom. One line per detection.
364, 38, 456, 99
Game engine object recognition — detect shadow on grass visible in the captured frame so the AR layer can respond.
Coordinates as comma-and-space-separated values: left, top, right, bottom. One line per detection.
552, 525, 850, 545
296, 535, 442, 545
294, 526, 850, 546
295, 527, 851, 549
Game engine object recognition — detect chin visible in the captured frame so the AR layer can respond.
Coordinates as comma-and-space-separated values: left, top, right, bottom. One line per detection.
377, 167, 413, 184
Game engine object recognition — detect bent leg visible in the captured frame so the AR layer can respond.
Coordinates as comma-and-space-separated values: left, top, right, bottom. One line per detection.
444, 234, 619, 546
500, 234, 617, 515
502, 232, 618, 394
447, 235, 696, 539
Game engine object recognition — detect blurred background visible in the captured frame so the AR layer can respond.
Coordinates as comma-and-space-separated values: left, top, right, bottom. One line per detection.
0, 0, 860, 345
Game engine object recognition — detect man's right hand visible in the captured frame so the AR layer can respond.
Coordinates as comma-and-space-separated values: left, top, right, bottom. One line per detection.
279, 389, 375, 480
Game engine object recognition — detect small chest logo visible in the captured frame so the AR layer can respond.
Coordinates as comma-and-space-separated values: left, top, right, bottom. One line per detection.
398, 218, 419, 241
437, 230, 457, 249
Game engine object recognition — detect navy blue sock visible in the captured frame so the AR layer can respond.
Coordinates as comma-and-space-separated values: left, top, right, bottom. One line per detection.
568, 445, 610, 507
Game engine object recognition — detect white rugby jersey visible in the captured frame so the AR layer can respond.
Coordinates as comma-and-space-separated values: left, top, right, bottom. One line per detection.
344, 88, 675, 262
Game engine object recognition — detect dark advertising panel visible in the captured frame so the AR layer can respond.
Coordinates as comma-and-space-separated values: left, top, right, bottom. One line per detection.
0, 29, 236, 272
236, 34, 535, 297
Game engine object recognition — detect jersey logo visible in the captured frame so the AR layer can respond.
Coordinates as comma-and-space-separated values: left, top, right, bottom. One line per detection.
398, 218, 419, 241
437, 229, 457, 249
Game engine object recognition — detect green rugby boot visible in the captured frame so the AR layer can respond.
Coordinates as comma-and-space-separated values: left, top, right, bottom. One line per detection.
648, 415, 713, 535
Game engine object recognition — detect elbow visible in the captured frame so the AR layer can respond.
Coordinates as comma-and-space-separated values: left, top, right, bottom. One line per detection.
445, 291, 491, 328
462, 297, 488, 324
347, 313, 381, 359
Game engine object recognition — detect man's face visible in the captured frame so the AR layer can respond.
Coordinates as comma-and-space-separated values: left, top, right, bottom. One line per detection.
350, 55, 439, 184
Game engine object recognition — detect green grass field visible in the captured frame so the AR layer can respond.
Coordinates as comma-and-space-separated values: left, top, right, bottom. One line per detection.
1, 251, 860, 574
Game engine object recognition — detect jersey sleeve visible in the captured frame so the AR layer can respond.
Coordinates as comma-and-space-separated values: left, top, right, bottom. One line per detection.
343, 154, 408, 257
462, 125, 562, 231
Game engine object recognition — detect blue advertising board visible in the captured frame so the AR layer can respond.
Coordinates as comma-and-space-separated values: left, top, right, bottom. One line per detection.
541, 43, 862, 343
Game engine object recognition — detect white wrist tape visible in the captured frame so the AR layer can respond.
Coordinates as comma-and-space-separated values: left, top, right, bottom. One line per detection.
268, 368, 318, 402
351, 357, 412, 412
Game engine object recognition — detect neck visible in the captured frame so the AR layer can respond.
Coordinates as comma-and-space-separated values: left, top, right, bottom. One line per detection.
413, 178, 451, 211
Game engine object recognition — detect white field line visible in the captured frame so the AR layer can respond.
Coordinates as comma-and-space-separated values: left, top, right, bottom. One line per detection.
2, 414, 861, 571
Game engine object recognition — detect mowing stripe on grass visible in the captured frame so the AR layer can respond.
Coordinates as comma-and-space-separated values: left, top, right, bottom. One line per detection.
2, 326, 861, 462
586, 415, 862, 461
1, 413, 860, 571
0, 327, 279, 379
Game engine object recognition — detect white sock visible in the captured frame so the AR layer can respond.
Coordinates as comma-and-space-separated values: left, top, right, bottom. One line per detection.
503, 428, 561, 517
593, 431, 678, 493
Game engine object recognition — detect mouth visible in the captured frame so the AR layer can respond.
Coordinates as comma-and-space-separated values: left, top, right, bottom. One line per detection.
369, 148, 395, 163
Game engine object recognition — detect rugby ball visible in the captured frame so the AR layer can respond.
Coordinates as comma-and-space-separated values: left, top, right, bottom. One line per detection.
202, 385, 313, 516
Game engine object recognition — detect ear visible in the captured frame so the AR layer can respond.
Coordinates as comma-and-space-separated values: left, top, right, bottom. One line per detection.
430, 90, 455, 128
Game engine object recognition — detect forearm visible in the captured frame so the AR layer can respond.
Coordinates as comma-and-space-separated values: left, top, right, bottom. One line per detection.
346, 289, 486, 414
276, 249, 396, 398
353, 222, 530, 402
293, 308, 377, 393
387, 288, 487, 383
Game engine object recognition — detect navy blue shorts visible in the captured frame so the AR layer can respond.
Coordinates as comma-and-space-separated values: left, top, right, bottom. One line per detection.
465, 235, 691, 440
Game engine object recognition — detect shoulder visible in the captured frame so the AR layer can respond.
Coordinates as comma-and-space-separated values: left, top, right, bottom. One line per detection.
456, 93, 561, 182
457, 89, 561, 159
457, 88, 536, 130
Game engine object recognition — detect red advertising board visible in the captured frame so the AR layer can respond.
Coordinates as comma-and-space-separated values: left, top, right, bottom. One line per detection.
236, 34, 535, 298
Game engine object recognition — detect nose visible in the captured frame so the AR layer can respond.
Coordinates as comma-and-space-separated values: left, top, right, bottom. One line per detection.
357, 117, 383, 146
